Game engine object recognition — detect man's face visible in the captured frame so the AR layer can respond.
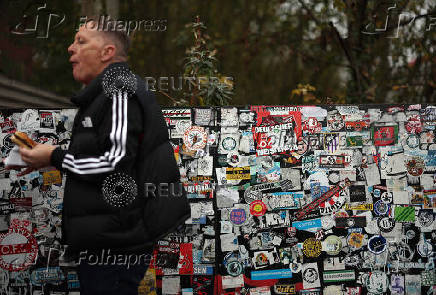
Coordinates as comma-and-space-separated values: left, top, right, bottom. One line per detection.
67, 24, 107, 85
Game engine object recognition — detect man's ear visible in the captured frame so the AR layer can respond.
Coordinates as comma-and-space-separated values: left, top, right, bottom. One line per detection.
101, 44, 116, 62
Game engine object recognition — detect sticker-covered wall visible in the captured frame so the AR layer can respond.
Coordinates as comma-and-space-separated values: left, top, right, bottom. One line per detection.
0, 105, 435, 295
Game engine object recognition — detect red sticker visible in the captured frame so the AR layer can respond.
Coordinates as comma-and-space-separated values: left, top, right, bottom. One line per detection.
250, 200, 267, 216
0, 226, 38, 271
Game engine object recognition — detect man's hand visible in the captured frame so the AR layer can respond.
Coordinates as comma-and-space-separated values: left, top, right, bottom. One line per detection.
19, 144, 57, 169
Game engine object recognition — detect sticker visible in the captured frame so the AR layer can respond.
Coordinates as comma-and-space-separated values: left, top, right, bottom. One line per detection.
303, 238, 322, 257
406, 134, 420, 148
195, 108, 213, 126
229, 208, 247, 226
335, 216, 366, 228
404, 274, 421, 295
344, 203, 373, 210
323, 270, 355, 282
416, 209, 434, 228
292, 218, 322, 231
323, 235, 342, 255
416, 239, 433, 257
225, 260, 243, 277
405, 157, 425, 176
42, 170, 62, 186
372, 125, 398, 146
367, 235, 387, 254
374, 200, 390, 215
273, 284, 296, 295
295, 179, 351, 220
249, 200, 267, 216
364, 271, 388, 294
319, 155, 346, 168
251, 268, 292, 280
218, 133, 239, 154
394, 206, 415, 222
302, 262, 321, 289
346, 135, 363, 147
327, 111, 344, 131
348, 118, 370, 131
253, 251, 270, 269
262, 192, 302, 210
346, 232, 365, 250
377, 217, 395, 232
349, 185, 367, 202
303, 117, 322, 134
0, 226, 38, 271
225, 167, 250, 180
183, 126, 208, 151
405, 114, 422, 133
30, 267, 65, 286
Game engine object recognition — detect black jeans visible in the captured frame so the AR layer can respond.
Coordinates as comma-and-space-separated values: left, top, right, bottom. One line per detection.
78, 259, 148, 295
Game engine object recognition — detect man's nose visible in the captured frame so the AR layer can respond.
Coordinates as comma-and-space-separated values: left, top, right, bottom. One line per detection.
68, 43, 75, 55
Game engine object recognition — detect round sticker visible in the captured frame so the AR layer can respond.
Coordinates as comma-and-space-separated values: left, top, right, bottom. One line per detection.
323, 235, 343, 255
374, 200, 390, 216
249, 200, 267, 217
346, 232, 365, 251
368, 235, 387, 254
416, 240, 433, 257
377, 217, 395, 233
417, 209, 434, 228
183, 126, 208, 151
406, 134, 420, 148
226, 260, 243, 276
0, 226, 38, 271
221, 136, 237, 151
229, 208, 248, 226
303, 238, 322, 258
380, 192, 393, 204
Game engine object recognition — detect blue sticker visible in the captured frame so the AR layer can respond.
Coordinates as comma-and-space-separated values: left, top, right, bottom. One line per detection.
251, 268, 293, 280
292, 218, 322, 230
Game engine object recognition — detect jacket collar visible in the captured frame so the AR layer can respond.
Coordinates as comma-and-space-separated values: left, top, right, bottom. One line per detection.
70, 62, 130, 108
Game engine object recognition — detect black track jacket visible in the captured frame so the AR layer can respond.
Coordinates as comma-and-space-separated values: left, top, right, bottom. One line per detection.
50, 62, 190, 254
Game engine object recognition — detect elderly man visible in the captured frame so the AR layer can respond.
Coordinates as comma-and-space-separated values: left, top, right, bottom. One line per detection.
8, 20, 189, 294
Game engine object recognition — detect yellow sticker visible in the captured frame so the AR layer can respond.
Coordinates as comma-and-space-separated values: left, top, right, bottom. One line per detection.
42, 170, 62, 185
226, 167, 250, 180
344, 203, 373, 210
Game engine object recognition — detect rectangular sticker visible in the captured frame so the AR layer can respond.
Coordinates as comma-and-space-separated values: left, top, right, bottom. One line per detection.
251, 268, 293, 280
323, 270, 355, 282
292, 218, 322, 231
226, 167, 250, 180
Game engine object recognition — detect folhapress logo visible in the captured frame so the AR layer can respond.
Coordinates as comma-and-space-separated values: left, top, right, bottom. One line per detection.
10, 3, 66, 38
